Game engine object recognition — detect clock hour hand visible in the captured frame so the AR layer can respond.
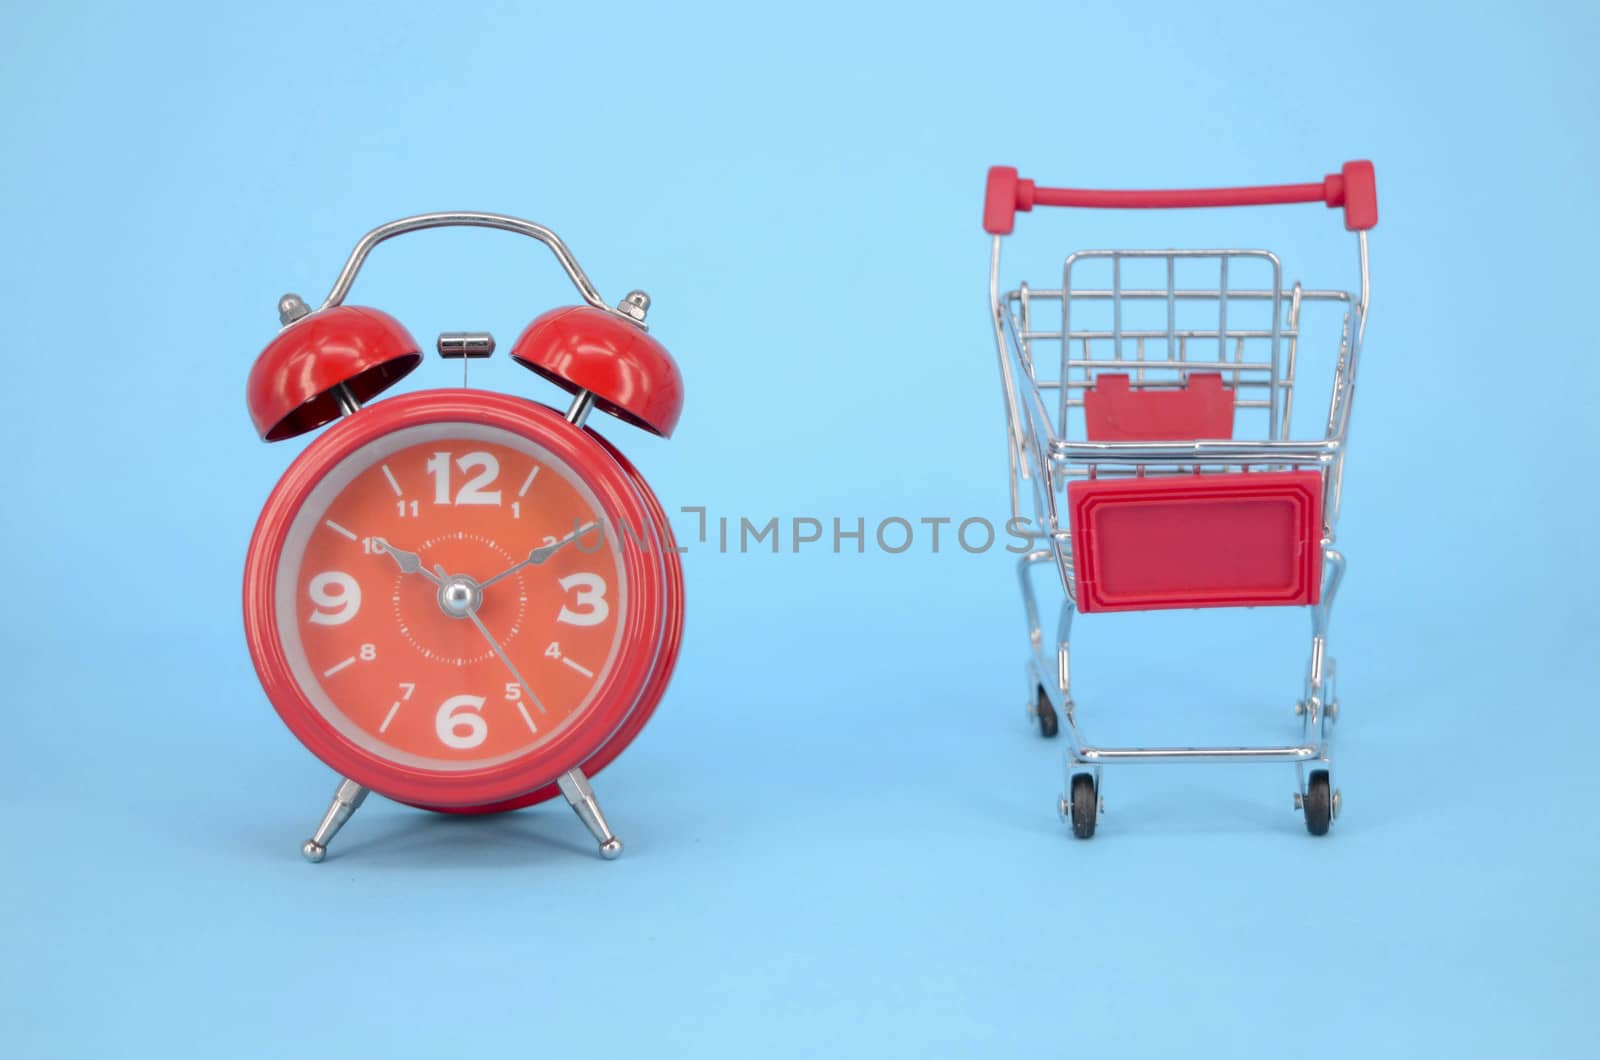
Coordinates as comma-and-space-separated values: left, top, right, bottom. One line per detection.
479, 520, 602, 590
371, 537, 444, 585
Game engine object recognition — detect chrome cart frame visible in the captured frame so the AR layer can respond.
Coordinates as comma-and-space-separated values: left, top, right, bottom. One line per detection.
984, 163, 1378, 836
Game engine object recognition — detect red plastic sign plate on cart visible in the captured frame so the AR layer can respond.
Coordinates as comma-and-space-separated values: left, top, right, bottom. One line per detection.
1083, 373, 1236, 442
1068, 470, 1323, 613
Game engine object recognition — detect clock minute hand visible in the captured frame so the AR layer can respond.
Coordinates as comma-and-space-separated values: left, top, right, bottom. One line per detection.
528, 520, 604, 566
479, 520, 602, 590
371, 538, 444, 585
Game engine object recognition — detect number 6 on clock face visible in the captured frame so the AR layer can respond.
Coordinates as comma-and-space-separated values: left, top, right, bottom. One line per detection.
435, 694, 489, 749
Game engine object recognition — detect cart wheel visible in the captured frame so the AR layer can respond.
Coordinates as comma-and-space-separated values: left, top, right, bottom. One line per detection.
1069, 773, 1097, 839
1035, 687, 1059, 739
1304, 770, 1332, 836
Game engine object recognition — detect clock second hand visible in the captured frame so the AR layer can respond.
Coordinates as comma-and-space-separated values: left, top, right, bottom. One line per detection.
436, 563, 550, 716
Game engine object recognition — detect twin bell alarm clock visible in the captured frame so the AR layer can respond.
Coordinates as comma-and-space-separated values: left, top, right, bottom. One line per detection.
242, 213, 684, 863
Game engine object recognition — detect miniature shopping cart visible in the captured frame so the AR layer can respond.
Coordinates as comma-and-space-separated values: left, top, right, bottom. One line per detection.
985, 162, 1378, 838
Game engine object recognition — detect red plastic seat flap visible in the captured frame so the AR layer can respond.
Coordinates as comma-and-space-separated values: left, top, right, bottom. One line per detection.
1084, 372, 1235, 442
1068, 470, 1324, 613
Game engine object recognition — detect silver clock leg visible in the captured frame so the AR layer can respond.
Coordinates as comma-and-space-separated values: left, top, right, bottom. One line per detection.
557, 768, 622, 860
302, 778, 369, 863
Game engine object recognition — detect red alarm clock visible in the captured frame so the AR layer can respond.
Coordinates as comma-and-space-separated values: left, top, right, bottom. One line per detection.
242, 213, 684, 863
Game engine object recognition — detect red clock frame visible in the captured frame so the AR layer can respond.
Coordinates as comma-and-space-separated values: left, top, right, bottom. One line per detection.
243, 389, 680, 810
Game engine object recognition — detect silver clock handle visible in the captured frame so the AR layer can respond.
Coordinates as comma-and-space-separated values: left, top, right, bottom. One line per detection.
316, 211, 643, 328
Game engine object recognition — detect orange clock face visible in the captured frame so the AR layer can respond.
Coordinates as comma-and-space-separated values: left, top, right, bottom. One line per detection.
274, 422, 628, 771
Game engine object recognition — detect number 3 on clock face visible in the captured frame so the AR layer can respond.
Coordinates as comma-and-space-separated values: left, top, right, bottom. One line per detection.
244, 393, 678, 810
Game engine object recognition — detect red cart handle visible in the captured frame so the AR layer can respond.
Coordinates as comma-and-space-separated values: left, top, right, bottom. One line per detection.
983, 161, 1377, 235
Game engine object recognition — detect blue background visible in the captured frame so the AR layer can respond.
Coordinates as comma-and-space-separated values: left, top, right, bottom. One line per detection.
3, 0, 1596, 1055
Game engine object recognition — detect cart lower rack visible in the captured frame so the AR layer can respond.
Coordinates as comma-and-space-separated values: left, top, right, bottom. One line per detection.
985, 162, 1378, 837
